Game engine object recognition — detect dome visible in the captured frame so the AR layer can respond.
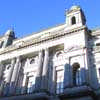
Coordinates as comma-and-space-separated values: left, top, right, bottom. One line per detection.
70, 5, 80, 11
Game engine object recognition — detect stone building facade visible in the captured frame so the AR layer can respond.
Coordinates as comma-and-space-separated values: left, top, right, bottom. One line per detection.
0, 6, 100, 100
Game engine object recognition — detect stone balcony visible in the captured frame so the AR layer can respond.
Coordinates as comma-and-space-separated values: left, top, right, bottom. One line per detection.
0, 92, 50, 100
59, 85, 96, 100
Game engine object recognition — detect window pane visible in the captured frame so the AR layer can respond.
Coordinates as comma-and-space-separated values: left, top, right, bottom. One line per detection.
56, 70, 64, 94
27, 76, 35, 93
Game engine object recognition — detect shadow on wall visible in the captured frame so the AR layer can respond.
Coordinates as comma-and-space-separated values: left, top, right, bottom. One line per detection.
0, 59, 99, 98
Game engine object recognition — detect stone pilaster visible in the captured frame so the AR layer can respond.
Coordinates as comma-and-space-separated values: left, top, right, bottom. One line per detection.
35, 50, 44, 91
41, 48, 49, 91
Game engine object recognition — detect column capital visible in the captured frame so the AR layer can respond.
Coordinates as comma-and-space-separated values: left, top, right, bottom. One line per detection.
11, 58, 16, 63
15, 56, 22, 62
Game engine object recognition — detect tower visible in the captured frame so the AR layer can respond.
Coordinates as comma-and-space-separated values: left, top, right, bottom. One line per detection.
65, 6, 86, 27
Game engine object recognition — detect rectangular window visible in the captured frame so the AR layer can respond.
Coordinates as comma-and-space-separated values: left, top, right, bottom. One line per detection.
27, 75, 35, 93
56, 70, 64, 94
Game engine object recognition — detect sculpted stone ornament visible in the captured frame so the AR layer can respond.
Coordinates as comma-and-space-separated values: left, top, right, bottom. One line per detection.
65, 45, 81, 53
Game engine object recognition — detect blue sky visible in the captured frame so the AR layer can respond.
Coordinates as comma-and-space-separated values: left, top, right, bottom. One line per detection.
0, 0, 100, 38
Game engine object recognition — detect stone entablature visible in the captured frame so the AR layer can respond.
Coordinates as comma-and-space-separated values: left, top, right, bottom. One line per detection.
0, 25, 86, 56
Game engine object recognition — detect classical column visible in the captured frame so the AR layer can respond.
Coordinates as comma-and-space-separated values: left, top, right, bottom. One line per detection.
10, 56, 21, 94
83, 51, 89, 84
50, 66, 56, 94
37, 50, 44, 77
64, 58, 73, 89
6, 58, 15, 83
41, 48, 49, 91
3, 58, 16, 96
11, 56, 21, 83
35, 50, 43, 91
80, 67, 87, 85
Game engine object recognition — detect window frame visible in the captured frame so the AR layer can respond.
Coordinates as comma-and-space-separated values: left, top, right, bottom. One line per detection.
56, 69, 64, 94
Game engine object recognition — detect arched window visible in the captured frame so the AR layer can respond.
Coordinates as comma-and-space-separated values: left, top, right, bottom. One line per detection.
72, 63, 81, 86
56, 51, 62, 57
71, 16, 76, 25
30, 58, 35, 64
6, 64, 11, 70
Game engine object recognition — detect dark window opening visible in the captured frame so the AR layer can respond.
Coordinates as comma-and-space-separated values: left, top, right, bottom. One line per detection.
7, 64, 11, 70
71, 16, 76, 25
72, 63, 81, 86
30, 58, 35, 64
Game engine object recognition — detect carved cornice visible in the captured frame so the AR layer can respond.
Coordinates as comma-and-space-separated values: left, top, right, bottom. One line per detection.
91, 28, 100, 36
0, 25, 86, 55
